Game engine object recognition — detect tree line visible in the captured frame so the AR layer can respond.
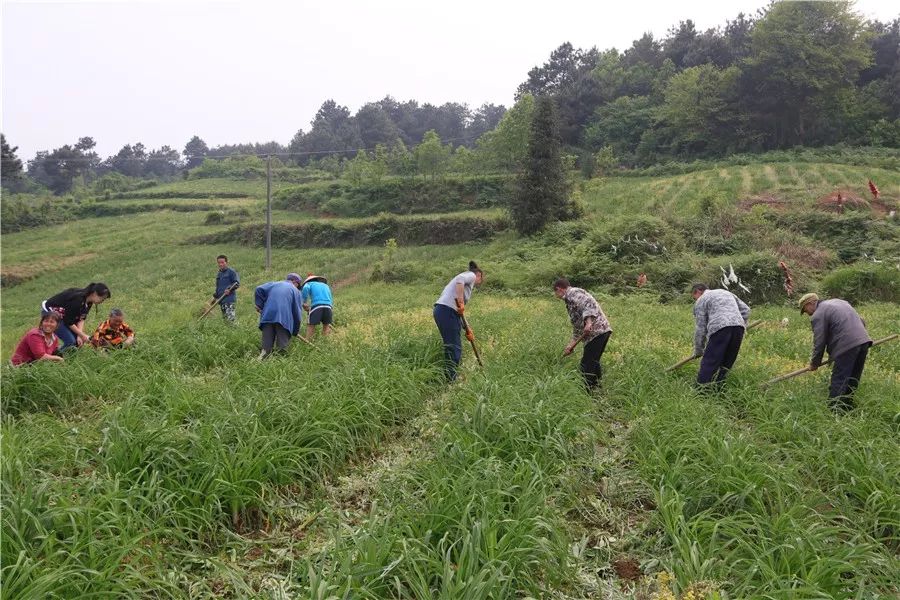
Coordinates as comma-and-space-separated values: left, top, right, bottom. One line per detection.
521, 2, 899, 165
2, 1, 897, 196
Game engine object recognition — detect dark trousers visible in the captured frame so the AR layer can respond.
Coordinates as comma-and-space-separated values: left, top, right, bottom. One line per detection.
433, 304, 462, 381
697, 326, 745, 385
56, 325, 78, 351
581, 331, 612, 390
828, 342, 870, 410
261, 323, 291, 356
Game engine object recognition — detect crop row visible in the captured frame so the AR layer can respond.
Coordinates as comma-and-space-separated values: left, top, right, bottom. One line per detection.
1, 313, 445, 597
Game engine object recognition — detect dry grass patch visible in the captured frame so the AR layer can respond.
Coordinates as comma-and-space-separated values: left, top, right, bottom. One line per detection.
0, 252, 98, 288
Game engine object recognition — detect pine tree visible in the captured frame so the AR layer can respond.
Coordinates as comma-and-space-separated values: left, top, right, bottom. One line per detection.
509, 96, 570, 235
1, 133, 24, 189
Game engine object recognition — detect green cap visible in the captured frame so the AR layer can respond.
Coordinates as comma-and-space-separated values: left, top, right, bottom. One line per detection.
798, 292, 818, 313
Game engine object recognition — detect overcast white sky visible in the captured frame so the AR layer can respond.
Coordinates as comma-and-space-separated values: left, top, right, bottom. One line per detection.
2, 0, 897, 160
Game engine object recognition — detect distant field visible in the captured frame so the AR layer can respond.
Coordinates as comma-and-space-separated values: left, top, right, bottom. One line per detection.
583, 162, 900, 218
112, 177, 297, 199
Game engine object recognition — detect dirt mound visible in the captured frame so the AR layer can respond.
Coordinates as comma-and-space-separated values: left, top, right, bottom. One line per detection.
815, 190, 869, 213
612, 556, 642, 582
738, 194, 788, 211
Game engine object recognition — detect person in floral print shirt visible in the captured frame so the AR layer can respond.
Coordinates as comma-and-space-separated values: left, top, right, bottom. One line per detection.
90, 308, 135, 349
553, 278, 612, 391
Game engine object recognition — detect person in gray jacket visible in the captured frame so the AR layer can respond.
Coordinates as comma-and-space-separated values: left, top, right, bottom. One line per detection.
798, 293, 872, 411
691, 283, 751, 386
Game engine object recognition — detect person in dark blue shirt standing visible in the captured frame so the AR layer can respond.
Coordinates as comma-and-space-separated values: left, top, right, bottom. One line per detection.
214, 254, 240, 323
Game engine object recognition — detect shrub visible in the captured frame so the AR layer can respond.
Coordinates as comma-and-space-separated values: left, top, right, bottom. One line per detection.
770, 211, 880, 263
585, 215, 685, 264
703, 253, 788, 305
0, 195, 69, 232
820, 264, 900, 303
204, 211, 225, 225
191, 214, 509, 248
370, 238, 415, 283
274, 175, 514, 217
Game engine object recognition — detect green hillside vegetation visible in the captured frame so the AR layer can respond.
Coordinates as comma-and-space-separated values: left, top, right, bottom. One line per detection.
3, 0, 899, 594
1, 209, 897, 595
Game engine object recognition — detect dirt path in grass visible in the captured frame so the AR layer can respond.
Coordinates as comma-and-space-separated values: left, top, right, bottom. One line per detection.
561, 412, 658, 597
740, 167, 753, 195
206, 383, 454, 595
1, 252, 98, 288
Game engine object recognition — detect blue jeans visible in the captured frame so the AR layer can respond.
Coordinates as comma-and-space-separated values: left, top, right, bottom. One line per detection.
433, 304, 462, 381
56, 324, 78, 351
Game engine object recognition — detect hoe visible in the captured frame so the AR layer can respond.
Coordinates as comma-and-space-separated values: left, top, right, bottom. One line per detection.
198, 282, 239, 321
460, 314, 483, 367
666, 319, 763, 372
762, 333, 898, 388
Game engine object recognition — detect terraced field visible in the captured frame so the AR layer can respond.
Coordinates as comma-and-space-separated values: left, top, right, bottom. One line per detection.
583, 162, 899, 218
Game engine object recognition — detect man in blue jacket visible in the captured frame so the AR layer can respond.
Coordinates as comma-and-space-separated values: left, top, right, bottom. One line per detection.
214, 255, 240, 323
301, 274, 334, 340
255, 273, 304, 359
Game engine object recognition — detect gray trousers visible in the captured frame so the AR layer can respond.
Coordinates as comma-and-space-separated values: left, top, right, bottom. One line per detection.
261, 323, 291, 356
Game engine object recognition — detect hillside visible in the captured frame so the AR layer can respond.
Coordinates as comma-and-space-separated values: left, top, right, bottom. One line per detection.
1, 155, 898, 597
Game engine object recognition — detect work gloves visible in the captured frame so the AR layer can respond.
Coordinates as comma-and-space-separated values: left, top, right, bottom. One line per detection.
465, 328, 475, 343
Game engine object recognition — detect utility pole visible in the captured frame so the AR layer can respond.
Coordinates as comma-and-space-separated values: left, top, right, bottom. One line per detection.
265, 154, 272, 271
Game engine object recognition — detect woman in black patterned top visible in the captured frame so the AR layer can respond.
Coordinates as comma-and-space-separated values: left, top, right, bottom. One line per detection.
553, 277, 612, 391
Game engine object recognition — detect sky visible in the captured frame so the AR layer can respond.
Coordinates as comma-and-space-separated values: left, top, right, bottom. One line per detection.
2, 0, 897, 161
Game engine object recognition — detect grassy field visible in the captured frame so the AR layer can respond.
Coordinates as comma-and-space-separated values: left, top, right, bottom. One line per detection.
111, 177, 298, 199
582, 162, 899, 218
1, 158, 898, 598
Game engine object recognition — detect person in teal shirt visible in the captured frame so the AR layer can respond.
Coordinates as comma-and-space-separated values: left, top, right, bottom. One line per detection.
301, 274, 333, 339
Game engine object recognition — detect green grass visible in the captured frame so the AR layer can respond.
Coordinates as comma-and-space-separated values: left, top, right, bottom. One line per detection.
1, 159, 898, 598
115, 177, 297, 199
584, 162, 900, 218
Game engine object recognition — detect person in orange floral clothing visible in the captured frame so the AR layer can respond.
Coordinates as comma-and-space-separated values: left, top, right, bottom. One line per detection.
90, 308, 135, 349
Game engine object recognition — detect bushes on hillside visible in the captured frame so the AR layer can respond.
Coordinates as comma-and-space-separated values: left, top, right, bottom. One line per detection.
110, 190, 247, 200
191, 214, 509, 248
203, 208, 252, 226
821, 264, 900, 304
186, 156, 333, 183
273, 175, 513, 217
770, 211, 889, 263
1, 195, 69, 232
1, 195, 222, 232
573, 215, 684, 266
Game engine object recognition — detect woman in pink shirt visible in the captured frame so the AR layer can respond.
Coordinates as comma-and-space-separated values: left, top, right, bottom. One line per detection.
10, 312, 64, 366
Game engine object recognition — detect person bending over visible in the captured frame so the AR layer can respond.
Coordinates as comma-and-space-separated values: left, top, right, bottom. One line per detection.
690, 283, 750, 387
11, 311, 64, 366
42, 282, 111, 350
255, 273, 304, 359
553, 278, 613, 391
